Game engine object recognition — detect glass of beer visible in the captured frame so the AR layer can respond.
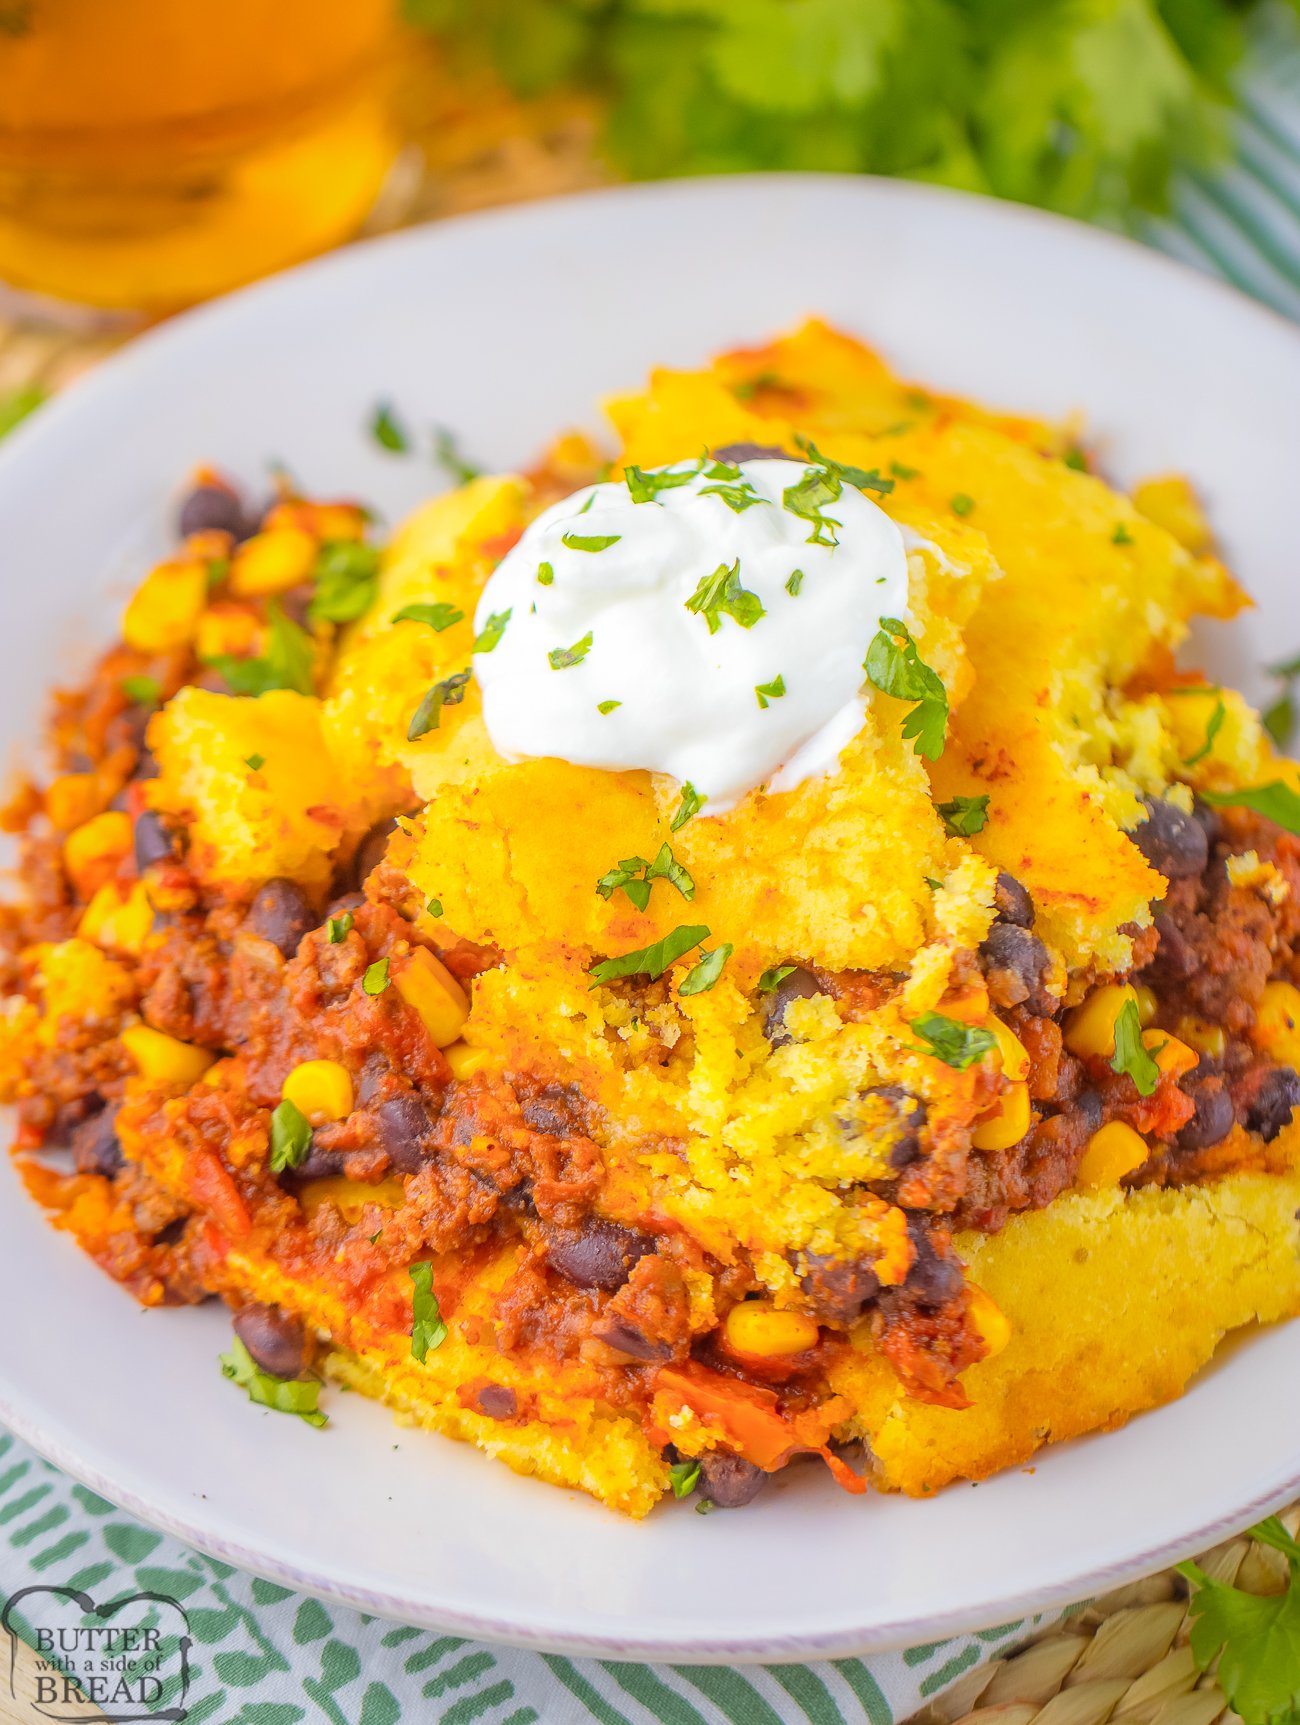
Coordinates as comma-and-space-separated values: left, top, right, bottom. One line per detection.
0, 0, 401, 315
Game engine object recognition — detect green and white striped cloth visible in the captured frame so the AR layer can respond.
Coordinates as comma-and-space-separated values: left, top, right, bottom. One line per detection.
4, 18, 1299, 1725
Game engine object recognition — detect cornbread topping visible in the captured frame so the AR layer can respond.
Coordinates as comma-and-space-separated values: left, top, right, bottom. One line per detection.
472, 455, 908, 810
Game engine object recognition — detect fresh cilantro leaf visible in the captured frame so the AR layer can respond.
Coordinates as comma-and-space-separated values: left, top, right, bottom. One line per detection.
890, 461, 920, 480
1179, 1519, 1300, 1725
310, 540, 381, 624
668, 1458, 701, 1499
936, 793, 990, 837
407, 669, 471, 740
269, 1098, 313, 1172
1110, 997, 1160, 1096
670, 782, 706, 831
1268, 652, 1300, 681
1063, 446, 1088, 472
473, 608, 512, 654
1112, 522, 1135, 545
426, 898, 443, 917
785, 569, 804, 597
782, 465, 842, 547
537, 562, 554, 585
327, 911, 354, 943
1265, 695, 1295, 749
695, 1497, 717, 1516
220, 1335, 326, 1427
207, 602, 315, 697
625, 462, 696, 504
699, 477, 766, 513
205, 555, 230, 589
685, 560, 765, 634
370, 401, 410, 454
597, 699, 621, 715
391, 600, 465, 631
562, 533, 620, 552
363, 957, 391, 996
864, 616, 949, 761
549, 631, 593, 669
679, 942, 733, 995
1200, 782, 1300, 836
245, 753, 265, 771
758, 964, 796, 993
0, 382, 45, 440
598, 844, 695, 908
950, 493, 975, 517
1183, 696, 1226, 766
792, 437, 894, 498
409, 1260, 448, 1361
589, 924, 709, 987
433, 426, 482, 485
910, 1012, 996, 1071
755, 674, 786, 709
121, 674, 161, 708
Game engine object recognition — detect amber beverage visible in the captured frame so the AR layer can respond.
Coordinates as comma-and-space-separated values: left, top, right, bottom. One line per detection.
0, 0, 399, 314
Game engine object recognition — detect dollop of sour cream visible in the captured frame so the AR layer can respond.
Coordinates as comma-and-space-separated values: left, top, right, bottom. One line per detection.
472, 457, 908, 811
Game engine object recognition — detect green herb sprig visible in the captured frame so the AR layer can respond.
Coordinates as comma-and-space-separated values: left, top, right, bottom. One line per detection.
864, 617, 949, 761
220, 1336, 327, 1428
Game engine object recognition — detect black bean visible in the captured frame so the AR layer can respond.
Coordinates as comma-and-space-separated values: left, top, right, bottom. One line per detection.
1191, 799, 1222, 850
979, 923, 1054, 1015
993, 871, 1034, 928
904, 1220, 964, 1308
763, 966, 826, 1047
710, 442, 794, 463
1148, 913, 1197, 980
179, 483, 246, 541
1176, 1078, 1235, 1151
1245, 1066, 1300, 1143
473, 1384, 518, 1420
1132, 796, 1208, 881
545, 1219, 654, 1291
696, 1451, 768, 1509
71, 1106, 122, 1178
372, 1091, 436, 1174
133, 747, 160, 782
327, 891, 366, 919
133, 810, 176, 871
590, 1316, 673, 1362
233, 1303, 307, 1378
870, 1084, 927, 1168
1072, 1088, 1104, 1134
520, 1085, 586, 1137
290, 1145, 345, 1180
351, 817, 399, 889
244, 878, 314, 959
797, 1251, 881, 1325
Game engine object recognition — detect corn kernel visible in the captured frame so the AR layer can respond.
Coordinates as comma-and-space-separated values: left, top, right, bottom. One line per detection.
64, 811, 132, 894
121, 1023, 214, 1086
1133, 985, 1158, 1028
1132, 474, 1211, 554
967, 1285, 1011, 1360
79, 880, 153, 956
45, 772, 107, 833
1064, 983, 1139, 1060
1077, 1120, 1148, 1188
230, 527, 318, 597
444, 1041, 491, 1080
298, 1175, 406, 1224
971, 1080, 1031, 1151
393, 948, 469, 1048
1178, 1015, 1226, 1060
195, 604, 260, 662
985, 1016, 1030, 1082
1144, 1029, 1198, 1080
122, 560, 208, 652
1254, 980, 1300, 1068
723, 1301, 819, 1359
282, 1059, 354, 1126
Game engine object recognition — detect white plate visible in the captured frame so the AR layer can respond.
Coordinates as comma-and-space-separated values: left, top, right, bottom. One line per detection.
0, 177, 1298, 1663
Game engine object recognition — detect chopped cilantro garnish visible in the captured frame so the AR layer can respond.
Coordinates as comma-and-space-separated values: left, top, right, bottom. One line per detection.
679, 942, 733, 995
409, 1260, 448, 1362
391, 601, 465, 631
864, 616, 949, 761
220, 1335, 327, 1427
0, 383, 46, 441
363, 957, 391, 996
269, 1098, 313, 1172
206, 602, 315, 698
537, 562, 554, 585
205, 555, 231, 589
562, 532, 620, 552
936, 793, 990, 837
695, 1497, 717, 1516
755, 674, 786, 709
370, 401, 410, 453
668, 1458, 701, 1499
426, 898, 443, 917
1063, 445, 1088, 472
785, 569, 804, 597
327, 911, 354, 944
309, 540, 381, 624
625, 463, 695, 504
121, 674, 161, 709
549, 631, 593, 670
699, 476, 766, 513
1179, 1516, 1300, 1725
1110, 998, 1160, 1096
685, 560, 765, 634
950, 493, 975, 517
433, 426, 482, 486
890, 461, 920, 480
1183, 695, 1226, 766
407, 669, 471, 740
782, 465, 842, 547
473, 609, 512, 654
1265, 695, 1295, 749
597, 699, 621, 715
792, 437, 894, 498
589, 924, 709, 987
245, 753, 265, 772
733, 372, 779, 403
670, 781, 706, 831
758, 964, 796, 993
597, 843, 695, 910
910, 1011, 996, 1070
1112, 522, 1135, 545
1200, 781, 1300, 836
